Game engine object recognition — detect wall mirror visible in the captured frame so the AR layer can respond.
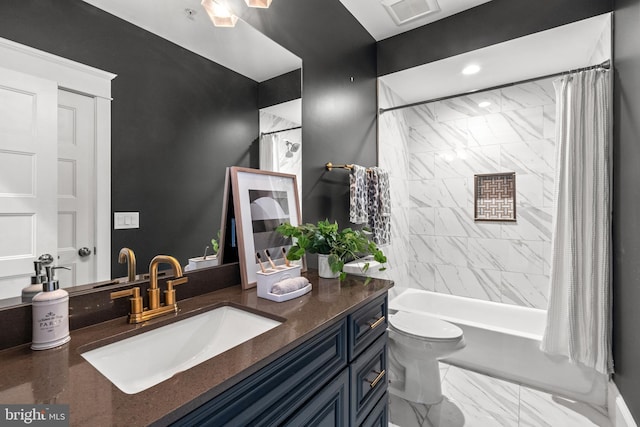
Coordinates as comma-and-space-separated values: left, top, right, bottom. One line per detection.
0, 0, 301, 306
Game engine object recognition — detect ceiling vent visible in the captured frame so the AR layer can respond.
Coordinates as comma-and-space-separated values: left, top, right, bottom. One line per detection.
381, 0, 441, 26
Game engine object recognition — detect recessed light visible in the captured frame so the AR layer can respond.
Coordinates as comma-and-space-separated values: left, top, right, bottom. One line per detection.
478, 101, 491, 108
201, 0, 238, 27
245, 0, 272, 8
462, 64, 481, 75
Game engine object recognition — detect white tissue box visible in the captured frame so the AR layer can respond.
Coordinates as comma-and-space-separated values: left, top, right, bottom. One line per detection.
257, 265, 310, 302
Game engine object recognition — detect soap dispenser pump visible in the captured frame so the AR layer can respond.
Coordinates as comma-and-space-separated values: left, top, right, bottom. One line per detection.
31, 266, 71, 350
22, 260, 47, 303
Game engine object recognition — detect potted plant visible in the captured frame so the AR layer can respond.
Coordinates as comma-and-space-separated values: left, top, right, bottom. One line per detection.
276, 220, 387, 284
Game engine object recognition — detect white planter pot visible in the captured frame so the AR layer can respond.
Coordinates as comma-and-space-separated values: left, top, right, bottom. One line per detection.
318, 254, 340, 279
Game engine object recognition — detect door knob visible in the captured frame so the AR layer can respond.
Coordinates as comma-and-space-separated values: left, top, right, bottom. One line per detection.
38, 253, 54, 265
78, 247, 92, 257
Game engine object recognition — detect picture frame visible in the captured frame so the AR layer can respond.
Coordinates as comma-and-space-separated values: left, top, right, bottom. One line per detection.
229, 166, 305, 289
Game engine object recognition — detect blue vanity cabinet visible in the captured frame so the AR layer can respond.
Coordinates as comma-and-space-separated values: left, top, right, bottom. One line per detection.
282, 369, 350, 426
173, 293, 389, 427
359, 391, 389, 427
347, 295, 389, 426
173, 319, 347, 427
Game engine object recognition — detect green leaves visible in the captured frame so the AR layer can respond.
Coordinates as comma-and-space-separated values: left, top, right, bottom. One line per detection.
328, 254, 344, 273
211, 230, 221, 255
276, 219, 388, 284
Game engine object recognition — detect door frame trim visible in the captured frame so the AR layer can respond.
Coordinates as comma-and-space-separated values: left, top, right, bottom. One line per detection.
0, 36, 116, 281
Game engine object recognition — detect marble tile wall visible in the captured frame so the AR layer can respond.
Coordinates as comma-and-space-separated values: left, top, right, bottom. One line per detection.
588, 19, 611, 65
376, 82, 412, 295
378, 78, 556, 309
259, 111, 302, 202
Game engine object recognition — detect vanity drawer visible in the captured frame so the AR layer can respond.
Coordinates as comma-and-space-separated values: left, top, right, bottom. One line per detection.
350, 332, 388, 426
348, 294, 387, 361
360, 393, 388, 427
282, 368, 349, 426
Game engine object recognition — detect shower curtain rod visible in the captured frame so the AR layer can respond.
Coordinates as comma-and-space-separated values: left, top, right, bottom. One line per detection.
379, 59, 611, 115
261, 126, 302, 136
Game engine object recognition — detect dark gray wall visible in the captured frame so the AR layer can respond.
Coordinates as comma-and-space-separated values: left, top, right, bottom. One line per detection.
0, 0, 258, 277
377, 0, 613, 76
613, 0, 640, 419
258, 69, 302, 109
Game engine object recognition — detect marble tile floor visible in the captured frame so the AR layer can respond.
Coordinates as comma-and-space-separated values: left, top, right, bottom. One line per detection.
389, 363, 611, 427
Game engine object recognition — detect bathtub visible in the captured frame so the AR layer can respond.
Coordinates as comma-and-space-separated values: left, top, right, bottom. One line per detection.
389, 289, 608, 407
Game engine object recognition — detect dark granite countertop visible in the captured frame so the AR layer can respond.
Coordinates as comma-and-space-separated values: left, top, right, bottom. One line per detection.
0, 272, 392, 426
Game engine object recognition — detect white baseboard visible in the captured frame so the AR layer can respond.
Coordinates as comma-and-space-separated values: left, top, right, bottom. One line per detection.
609, 380, 638, 427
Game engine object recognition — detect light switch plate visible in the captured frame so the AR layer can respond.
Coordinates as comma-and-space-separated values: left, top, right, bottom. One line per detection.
114, 212, 140, 230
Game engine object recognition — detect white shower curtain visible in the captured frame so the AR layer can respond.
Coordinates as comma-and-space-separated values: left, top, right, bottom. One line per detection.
259, 133, 281, 171
541, 68, 612, 375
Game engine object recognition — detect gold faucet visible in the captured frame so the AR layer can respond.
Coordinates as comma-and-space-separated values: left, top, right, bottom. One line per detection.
118, 247, 137, 282
148, 255, 188, 309
111, 255, 188, 324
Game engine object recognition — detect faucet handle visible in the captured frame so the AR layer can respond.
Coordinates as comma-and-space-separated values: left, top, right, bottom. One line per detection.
165, 277, 188, 306
111, 287, 143, 318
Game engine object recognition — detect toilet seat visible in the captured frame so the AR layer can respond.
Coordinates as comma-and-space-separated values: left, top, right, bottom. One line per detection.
389, 311, 463, 341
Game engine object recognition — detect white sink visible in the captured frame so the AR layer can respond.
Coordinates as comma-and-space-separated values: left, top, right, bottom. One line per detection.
343, 256, 384, 277
81, 306, 282, 394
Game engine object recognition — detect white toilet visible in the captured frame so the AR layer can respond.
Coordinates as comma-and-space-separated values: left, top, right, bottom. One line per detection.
388, 311, 465, 405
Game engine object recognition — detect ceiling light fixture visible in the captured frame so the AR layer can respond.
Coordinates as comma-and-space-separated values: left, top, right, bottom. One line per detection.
245, 0, 273, 8
478, 101, 491, 108
462, 64, 481, 75
201, 0, 238, 27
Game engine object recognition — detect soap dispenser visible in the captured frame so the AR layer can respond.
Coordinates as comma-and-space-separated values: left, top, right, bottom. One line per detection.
31, 266, 71, 350
22, 261, 47, 303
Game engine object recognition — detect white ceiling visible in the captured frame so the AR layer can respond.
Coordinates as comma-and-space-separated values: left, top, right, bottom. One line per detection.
339, 0, 493, 41
82, 0, 301, 82
379, 13, 611, 107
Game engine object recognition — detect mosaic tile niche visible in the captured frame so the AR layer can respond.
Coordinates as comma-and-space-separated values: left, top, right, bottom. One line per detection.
474, 173, 516, 221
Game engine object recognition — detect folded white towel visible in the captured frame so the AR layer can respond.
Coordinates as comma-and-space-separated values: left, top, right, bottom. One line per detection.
270, 277, 310, 295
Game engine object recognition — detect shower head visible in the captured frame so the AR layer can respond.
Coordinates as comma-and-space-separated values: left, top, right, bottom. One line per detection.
285, 140, 300, 152
285, 140, 300, 158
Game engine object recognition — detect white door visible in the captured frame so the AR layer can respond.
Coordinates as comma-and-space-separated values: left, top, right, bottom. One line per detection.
0, 66, 57, 299
56, 90, 96, 287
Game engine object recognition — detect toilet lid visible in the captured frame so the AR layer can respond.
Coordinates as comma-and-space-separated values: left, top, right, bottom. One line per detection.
389, 311, 463, 341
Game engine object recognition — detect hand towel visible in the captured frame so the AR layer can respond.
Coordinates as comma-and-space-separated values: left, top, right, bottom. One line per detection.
367, 167, 391, 245
350, 165, 368, 224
